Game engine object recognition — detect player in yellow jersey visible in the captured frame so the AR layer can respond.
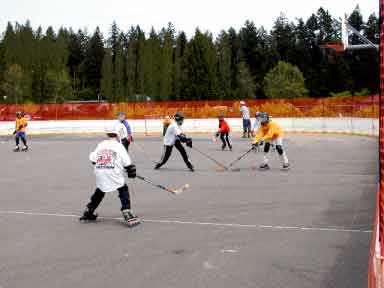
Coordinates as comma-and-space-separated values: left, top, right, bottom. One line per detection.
252, 112, 289, 170
13, 111, 28, 152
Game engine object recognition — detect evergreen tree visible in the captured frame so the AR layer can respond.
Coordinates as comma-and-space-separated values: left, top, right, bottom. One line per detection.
216, 31, 232, 99
158, 23, 175, 101
143, 28, 161, 100
186, 29, 218, 100
173, 31, 188, 100
227, 27, 241, 93
348, 5, 364, 45
101, 48, 113, 101
364, 13, 379, 44
317, 8, 337, 44
67, 29, 85, 99
239, 21, 259, 75
81, 27, 104, 99
271, 13, 296, 61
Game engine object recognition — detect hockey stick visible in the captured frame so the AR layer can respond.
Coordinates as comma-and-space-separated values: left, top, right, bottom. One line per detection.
226, 148, 253, 171
190, 146, 229, 171
136, 175, 190, 195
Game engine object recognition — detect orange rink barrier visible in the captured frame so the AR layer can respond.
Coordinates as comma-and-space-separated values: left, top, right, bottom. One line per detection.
0, 96, 379, 121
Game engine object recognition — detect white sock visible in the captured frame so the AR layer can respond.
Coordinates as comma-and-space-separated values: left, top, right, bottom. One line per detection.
263, 154, 269, 165
280, 152, 289, 165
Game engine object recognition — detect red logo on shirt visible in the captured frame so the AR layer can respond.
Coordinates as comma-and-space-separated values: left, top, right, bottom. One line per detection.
96, 149, 117, 169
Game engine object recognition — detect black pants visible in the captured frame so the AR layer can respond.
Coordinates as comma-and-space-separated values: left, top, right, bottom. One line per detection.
157, 140, 193, 169
86, 184, 131, 212
121, 138, 131, 152
220, 132, 232, 149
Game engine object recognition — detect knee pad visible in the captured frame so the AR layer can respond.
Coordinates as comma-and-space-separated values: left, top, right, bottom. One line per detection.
276, 145, 284, 155
264, 142, 271, 153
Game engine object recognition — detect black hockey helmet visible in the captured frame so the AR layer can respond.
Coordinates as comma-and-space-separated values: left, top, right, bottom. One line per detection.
174, 112, 185, 123
218, 114, 225, 120
16, 111, 23, 118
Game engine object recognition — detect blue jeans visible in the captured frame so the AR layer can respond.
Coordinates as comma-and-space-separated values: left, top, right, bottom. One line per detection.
15, 132, 27, 146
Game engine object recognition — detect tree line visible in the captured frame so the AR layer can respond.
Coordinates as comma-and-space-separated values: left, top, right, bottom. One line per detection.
0, 5, 379, 103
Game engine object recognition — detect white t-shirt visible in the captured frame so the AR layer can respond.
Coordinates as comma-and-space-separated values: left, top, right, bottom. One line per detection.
116, 121, 128, 140
89, 139, 132, 193
163, 121, 182, 146
240, 106, 250, 120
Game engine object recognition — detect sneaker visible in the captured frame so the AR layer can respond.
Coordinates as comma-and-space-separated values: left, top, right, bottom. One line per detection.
282, 163, 290, 170
122, 209, 140, 227
79, 208, 98, 221
259, 163, 270, 170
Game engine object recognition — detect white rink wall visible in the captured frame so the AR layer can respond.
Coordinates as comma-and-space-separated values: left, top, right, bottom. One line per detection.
0, 118, 378, 136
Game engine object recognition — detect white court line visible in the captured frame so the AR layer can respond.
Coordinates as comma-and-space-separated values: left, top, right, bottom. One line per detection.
0, 210, 372, 234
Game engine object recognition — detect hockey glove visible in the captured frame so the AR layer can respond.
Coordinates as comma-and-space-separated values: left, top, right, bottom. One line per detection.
178, 133, 188, 143
127, 135, 133, 142
18, 125, 23, 130
125, 164, 137, 178
215, 132, 220, 138
13, 130, 16, 135
186, 138, 193, 148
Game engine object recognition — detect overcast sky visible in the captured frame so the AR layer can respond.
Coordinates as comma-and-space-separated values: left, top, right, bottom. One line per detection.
0, 0, 378, 37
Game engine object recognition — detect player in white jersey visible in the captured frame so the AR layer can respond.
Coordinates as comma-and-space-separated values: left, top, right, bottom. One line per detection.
252, 111, 262, 135
240, 101, 252, 138
154, 112, 194, 172
116, 112, 133, 151
80, 124, 139, 227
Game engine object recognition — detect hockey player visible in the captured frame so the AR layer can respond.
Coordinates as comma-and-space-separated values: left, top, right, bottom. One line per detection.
13, 111, 28, 152
116, 112, 133, 151
216, 114, 232, 151
240, 101, 251, 138
154, 112, 194, 171
80, 125, 139, 227
252, 112, 290, 170
163, 116, 172, 136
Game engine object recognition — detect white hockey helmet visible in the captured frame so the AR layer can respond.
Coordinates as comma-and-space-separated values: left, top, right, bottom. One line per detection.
240, 101, 246, 106
104, 123, 119, 136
